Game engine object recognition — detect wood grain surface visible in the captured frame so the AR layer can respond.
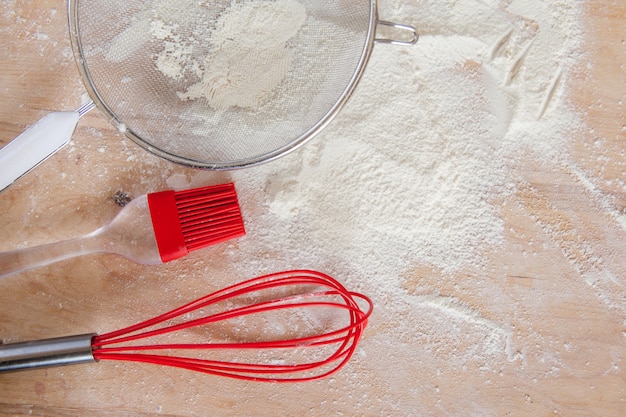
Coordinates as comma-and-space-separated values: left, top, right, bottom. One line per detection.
1, 1, 625, 416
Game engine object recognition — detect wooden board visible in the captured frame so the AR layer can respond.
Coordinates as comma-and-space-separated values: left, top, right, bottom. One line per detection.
1, 1, 624, 416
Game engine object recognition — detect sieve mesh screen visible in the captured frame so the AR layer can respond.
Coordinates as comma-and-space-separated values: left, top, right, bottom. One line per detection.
69, 0, 374, 168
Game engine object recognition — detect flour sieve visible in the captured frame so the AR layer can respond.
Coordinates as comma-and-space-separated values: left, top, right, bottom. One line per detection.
0, 0, 417, 192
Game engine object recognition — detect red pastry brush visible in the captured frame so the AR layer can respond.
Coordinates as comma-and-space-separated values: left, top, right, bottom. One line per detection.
0, 183, 245, 279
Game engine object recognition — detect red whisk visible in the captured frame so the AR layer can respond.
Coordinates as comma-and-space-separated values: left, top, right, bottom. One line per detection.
0, 270, 372, 382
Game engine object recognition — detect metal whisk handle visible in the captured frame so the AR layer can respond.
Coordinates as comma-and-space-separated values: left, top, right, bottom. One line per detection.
0, 334, 96, 373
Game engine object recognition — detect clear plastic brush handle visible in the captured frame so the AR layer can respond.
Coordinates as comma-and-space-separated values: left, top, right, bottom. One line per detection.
0, 195, 162, 280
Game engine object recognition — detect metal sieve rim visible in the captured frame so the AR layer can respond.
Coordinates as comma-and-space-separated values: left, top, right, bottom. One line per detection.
67, 0, 380, 170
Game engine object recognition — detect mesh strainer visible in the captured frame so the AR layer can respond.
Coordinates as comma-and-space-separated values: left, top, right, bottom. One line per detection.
0, 0, 417, 192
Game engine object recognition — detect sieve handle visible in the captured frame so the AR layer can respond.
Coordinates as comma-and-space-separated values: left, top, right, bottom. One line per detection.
375, 21, 419, 46
0, 111, 80, 193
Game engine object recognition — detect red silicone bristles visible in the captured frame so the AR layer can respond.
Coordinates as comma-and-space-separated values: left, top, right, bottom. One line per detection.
148, 183, 245, 262
91, 270, 373, 382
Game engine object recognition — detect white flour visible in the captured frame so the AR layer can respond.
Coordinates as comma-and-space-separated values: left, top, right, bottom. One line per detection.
167, 0, 586, 384
105, 0, 307, 110
179, 0, 306, 109
206, 0, 585, 279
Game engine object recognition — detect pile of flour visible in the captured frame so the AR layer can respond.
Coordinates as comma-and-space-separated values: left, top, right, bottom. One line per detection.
106, 0, 586, 311
170, 0, 585, 293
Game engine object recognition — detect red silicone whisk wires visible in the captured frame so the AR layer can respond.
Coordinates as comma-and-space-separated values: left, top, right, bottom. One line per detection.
91, 270, 373, 382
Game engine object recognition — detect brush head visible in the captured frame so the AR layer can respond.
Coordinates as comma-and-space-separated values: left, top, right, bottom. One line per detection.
147, 183, 245, 262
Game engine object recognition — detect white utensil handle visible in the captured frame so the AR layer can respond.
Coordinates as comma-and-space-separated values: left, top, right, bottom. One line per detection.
0, 111, 80, 192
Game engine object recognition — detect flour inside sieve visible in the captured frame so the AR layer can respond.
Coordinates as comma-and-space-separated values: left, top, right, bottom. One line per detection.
106, 0, 307, 111
68, 0, 415, 168
179, 0, 307, 110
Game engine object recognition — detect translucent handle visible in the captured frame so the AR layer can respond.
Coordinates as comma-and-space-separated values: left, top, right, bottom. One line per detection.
0, 195, 162, 280
375, 21, 419, 46
0, 111, 80, 193
0, 233, 102, 280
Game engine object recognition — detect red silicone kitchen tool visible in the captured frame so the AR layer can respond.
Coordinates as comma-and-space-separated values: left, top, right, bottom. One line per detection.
0, 270, 372, 382
0, 183, 245, 279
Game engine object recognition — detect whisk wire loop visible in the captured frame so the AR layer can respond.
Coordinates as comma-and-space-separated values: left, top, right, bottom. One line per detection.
91, 270, 372, 382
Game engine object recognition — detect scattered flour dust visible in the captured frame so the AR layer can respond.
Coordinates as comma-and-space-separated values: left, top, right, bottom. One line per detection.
168, 0, 585, 396
176, 0, 584, 379
218, 0, 585, 280
161, 0, 588, 280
